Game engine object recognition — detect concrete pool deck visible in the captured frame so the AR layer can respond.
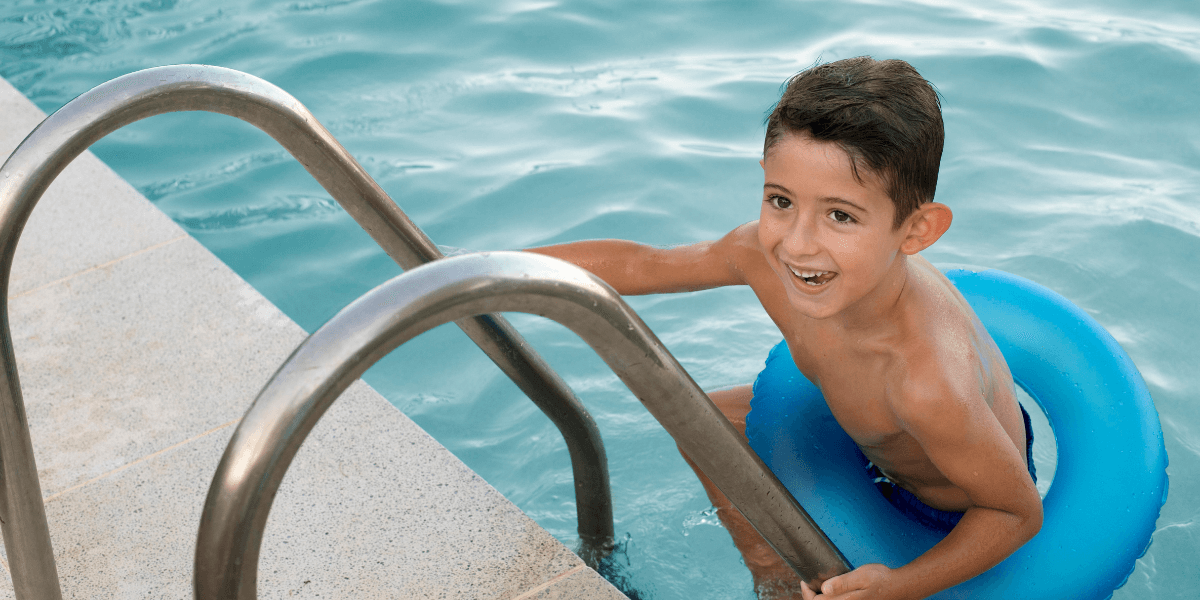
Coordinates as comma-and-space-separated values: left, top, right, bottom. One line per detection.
0, 76, 624, 599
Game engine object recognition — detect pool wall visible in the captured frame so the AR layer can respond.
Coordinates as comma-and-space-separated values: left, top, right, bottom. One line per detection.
0, 74, 621, 599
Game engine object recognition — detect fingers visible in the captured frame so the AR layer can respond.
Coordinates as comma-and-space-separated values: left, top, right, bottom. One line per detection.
800, 581, 820, 600
819, 564, 891, 599
821, 573, 849, 596
822, 569, 868, 596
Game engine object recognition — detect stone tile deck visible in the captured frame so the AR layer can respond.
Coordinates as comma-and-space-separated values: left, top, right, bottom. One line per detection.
0, 75, 623, 599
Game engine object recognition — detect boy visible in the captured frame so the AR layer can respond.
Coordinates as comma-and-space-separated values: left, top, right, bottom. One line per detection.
529, 57, 1042, 599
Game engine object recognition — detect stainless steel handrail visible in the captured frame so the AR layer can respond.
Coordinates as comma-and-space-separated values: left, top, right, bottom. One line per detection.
0, 65, 611, 600
195, 251, 851, 599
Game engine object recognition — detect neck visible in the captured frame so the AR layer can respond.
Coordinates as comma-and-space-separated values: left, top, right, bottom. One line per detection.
829, 253, 911, 339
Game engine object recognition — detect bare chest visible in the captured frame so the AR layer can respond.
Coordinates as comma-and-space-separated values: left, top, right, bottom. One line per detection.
787, 340, 904, 447
788, 340, 957, 493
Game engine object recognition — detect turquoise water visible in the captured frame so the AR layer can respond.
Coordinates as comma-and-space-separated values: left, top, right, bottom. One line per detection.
3, 0, 1198, 597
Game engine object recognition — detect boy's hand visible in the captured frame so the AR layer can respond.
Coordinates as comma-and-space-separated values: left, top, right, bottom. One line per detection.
800, 564, 904, 600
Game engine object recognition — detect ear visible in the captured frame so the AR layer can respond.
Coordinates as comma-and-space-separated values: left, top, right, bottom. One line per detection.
899, 202, 952, 255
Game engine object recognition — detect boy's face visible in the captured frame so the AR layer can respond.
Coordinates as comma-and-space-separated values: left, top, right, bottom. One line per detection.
758, 131, 911, 321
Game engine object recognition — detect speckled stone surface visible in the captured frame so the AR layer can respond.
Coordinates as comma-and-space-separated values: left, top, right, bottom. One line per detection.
10, 236, 305, 499
0, 76, 624, 599
515, 565, 628, 600
26, 382, 588, 599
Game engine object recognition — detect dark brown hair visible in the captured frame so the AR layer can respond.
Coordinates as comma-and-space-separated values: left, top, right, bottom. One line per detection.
764, 57, 944, 228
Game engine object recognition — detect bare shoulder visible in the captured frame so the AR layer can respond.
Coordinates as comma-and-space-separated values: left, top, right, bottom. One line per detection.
711, 221, 770, 276
885, 341, 975, 429
885, 260, 987, 422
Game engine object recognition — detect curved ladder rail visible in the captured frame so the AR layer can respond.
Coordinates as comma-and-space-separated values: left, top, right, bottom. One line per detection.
0, 65, 611, 600
195, 252, 851, 599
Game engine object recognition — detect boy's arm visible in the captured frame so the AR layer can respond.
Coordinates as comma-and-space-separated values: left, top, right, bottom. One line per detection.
813, 366, 1043, 600
526, 222, 762, 295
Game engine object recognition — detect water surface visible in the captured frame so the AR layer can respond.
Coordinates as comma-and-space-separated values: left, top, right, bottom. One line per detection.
3, 1, 1197, 597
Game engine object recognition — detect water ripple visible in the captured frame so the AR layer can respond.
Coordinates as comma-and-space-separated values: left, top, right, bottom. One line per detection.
908, 0, 1200, 60
137, 150, 288, 201
172, 194, 343, 231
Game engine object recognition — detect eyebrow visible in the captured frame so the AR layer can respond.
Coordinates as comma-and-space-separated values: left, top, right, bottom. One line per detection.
763, 183, 870, 213
820, 196, 868, 213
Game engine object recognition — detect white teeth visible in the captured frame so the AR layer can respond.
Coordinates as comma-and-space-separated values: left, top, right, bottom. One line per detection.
787, 266, 829, 279
786, 265, 835, 286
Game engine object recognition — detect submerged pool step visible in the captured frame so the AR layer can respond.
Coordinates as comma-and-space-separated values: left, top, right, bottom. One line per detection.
0, 75, 623, 599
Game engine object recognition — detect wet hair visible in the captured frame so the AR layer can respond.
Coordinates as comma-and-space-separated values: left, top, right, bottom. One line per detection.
764, 56, 944, 228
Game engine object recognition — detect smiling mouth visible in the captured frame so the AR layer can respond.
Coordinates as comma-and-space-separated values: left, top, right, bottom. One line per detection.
787, 265, 838, 287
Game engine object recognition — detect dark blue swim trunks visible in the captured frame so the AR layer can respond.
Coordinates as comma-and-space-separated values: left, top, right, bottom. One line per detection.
858, 403, 1037, 531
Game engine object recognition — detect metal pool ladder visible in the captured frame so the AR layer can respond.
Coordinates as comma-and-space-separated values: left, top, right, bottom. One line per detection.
0, 65, 849, 600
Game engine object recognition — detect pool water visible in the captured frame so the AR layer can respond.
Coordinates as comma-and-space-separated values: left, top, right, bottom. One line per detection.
4, 0, 1197, 598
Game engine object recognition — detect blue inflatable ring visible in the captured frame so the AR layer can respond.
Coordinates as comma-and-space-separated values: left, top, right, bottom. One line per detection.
746, 268, 1168, 599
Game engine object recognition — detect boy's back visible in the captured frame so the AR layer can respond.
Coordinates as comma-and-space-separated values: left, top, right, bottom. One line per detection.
530, 57, 1042, 599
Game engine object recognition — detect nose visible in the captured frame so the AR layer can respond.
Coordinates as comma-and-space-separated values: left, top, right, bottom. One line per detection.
780, 210, 820, 258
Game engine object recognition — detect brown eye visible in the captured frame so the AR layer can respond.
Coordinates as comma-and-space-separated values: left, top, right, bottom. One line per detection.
830, 210, 854, 223
769, 195, 792, 209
